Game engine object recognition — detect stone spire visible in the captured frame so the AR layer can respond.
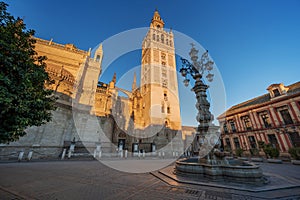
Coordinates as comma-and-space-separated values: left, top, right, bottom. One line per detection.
112, 72, 116, 83
150, 9, 164, 28
109, 72, 116, 88
94, 43, 103, 63
132, 72, 137, 91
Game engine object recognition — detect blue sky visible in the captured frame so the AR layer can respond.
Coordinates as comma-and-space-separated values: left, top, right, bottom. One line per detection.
6, 0, 300, 126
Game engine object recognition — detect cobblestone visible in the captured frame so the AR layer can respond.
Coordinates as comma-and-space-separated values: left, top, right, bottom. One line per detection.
0, 160, 299, 200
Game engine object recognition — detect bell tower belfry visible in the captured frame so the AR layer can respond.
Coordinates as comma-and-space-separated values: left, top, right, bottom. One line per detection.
150, 9, 165, 29
140, 10, 181, 130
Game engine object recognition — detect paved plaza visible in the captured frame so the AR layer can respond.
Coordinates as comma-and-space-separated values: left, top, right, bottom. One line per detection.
0, 159, 300, 200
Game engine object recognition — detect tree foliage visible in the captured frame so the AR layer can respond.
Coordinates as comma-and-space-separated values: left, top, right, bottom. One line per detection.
235, 148, 244, 157
288, 147, 300, 160
0, 2, 56, 143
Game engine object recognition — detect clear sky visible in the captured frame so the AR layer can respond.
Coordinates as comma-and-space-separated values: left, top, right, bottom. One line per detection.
6, 0, 300, 126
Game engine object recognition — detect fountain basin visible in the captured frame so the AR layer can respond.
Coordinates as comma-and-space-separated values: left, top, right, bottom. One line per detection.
175, 157, 263, 182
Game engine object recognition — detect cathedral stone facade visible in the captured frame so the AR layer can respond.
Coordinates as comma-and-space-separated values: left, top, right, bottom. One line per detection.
0, 10, 186, 159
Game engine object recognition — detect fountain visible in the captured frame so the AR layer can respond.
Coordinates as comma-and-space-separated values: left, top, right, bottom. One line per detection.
175, 149, 263, 183
175, 44, 264, 183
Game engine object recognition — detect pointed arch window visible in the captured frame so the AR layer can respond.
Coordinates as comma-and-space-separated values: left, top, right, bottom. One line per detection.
163, 92, 168, 101
96, 55, 101, 62
161, 34, 164, 43
165, 120, 168, 127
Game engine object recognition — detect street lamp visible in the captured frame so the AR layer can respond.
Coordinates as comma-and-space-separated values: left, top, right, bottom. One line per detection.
180, 43, 214, 156
180, 44, 214, 85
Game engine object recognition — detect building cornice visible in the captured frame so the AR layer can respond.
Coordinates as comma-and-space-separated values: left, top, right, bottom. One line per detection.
218, 92, 300, 120
34, 37, 89, 56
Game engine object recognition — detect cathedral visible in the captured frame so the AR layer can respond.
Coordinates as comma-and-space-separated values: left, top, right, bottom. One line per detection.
0, 10, 188, 158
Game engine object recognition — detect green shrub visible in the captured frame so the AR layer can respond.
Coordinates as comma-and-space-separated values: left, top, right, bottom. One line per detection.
250, 148, 260, 156
288, 147, 300, 160
263, 143, 280, 158
224, 145, 231, 153
270, 148, 280, 158
258, 141, 265, 149
235, 148, 244, 157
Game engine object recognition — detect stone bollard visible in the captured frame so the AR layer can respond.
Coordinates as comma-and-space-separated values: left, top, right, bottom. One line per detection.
125, 150, 128, 159
27, 151, 33, 161
162, 152, 165, 159
172, 151, 175, 158
142, 151, 145, 158
175, 152, 179, 157
61, 149, 66, 160
158, 152, 161, 158
99, 151, 102, 159
93, 149, 97, 158
18, 151, 24, 162
68, 141, 75, 159
120, 150, 123, 158
138, 151, 141, 158
68, 150, 72, 159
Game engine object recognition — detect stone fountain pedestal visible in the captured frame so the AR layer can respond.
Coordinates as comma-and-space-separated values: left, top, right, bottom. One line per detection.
175, 157, 264, 183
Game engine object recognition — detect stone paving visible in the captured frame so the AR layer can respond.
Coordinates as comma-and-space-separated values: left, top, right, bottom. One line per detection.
0, 159, 299, 200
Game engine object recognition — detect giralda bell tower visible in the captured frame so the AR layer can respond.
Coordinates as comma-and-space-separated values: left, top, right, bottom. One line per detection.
140, 10, 181, 131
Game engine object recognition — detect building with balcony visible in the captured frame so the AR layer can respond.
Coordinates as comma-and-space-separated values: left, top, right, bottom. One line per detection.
217, 82, 300, 157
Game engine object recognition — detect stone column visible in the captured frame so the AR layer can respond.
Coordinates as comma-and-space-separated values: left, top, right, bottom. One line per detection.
252, 110, 261, 129
269, 106, 280, 127
235, 115, 242, 132
289, 102, 299, 123
249, 111, 258, 130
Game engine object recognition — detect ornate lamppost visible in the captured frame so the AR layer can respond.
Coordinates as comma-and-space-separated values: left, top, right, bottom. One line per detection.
180, 44, 214, 157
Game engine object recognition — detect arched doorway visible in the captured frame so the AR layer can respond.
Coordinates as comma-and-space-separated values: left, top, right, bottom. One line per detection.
118, 132, 126, 150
